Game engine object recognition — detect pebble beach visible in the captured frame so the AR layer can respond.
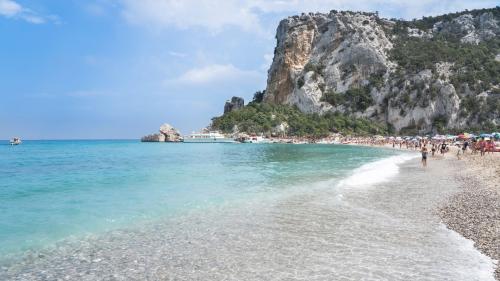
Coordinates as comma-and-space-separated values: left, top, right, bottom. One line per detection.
439, 151, 500, 280
353, 142, 500, 280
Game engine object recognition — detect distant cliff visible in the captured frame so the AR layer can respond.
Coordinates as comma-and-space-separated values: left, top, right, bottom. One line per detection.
263, 7, 500, 134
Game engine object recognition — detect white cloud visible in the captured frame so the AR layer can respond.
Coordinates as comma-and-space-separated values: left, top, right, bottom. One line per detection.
0, 0, 21, 17
121, 0, 261, 33
168, 64, 262, 85
168, 51, 188, 58
261, 53, 274, 71
0, 0, 59, 24
120, 0, 499, 32
84, 3, 106, 17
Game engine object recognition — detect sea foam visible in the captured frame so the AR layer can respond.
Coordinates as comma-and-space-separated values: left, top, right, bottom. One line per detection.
337, 153, 419, 188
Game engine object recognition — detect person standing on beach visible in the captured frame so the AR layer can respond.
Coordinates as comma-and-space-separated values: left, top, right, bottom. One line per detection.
480, 139, 486, 156
421, 146, 428, 167
431, 143, 436, 157
441, 142, 448, 155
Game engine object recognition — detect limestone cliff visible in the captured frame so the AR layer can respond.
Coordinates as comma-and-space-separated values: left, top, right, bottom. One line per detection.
224, 97, 245, 113
264, 8, 500, 133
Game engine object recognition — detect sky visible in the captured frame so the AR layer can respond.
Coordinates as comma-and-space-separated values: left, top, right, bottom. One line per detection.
1, 0, 498, 139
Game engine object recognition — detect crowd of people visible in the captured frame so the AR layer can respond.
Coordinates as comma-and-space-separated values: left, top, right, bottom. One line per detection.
340, 135, 499, 168
393, 138, 499, 167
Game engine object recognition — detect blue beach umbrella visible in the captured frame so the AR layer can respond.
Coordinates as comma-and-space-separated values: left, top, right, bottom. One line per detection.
480, 133, 492, 138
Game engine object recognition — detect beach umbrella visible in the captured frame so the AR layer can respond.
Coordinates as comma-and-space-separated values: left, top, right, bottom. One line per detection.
480, 133, 492, 138
492, 132, 500, 139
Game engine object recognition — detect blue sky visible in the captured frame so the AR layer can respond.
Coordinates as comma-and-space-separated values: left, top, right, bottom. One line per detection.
1, 0, 498, 139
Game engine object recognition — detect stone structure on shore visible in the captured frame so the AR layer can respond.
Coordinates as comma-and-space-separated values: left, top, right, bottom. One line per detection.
224, 97, 244, 113
141, 123, 182, 142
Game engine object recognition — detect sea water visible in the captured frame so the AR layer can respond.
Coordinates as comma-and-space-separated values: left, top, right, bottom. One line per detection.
0, 140, 495, 280
0, 140, 400, 255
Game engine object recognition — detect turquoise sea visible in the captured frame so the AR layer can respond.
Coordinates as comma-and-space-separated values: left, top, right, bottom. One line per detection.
0, 140, 398, 256
0, 140, 495, 280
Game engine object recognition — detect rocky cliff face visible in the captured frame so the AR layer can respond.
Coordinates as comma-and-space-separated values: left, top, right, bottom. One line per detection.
264, 8, 500, 133
224, 97, 245, 113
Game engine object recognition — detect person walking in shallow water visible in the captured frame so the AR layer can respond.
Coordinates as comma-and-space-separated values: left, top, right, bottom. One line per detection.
421, 146, 428, 167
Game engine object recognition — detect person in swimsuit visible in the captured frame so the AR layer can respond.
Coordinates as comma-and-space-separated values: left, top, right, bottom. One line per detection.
431, 143, 436, 157
421, 146, 428, 167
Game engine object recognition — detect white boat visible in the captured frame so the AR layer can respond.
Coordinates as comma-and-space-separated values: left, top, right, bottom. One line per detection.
183, 131, 236, 143
10, 137, 21, 145
243, 136, 271, 144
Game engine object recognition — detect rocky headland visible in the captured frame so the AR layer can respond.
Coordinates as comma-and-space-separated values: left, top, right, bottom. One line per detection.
212, 8, 499, 136
141, 123, 182, 142
263, 8, 499, 133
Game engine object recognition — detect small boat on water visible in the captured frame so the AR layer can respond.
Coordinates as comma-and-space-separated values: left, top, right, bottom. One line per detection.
183, 131, 236, 143
10, 137, 22, 145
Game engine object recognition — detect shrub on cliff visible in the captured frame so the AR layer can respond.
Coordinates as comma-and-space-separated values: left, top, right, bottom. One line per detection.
211, 103, 387, 137
321, 87, 374, 112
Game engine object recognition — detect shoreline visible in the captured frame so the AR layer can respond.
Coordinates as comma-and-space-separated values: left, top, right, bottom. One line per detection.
349, 141, 500, 280
438, 152, 500, 280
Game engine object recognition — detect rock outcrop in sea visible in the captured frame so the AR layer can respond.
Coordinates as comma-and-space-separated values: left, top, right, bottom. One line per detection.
141, 123, 182, 142
263, 8, 500, 133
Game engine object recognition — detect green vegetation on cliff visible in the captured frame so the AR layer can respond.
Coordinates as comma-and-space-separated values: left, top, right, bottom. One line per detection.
321, 87, 374, 112
211, 96, 388, 137
388, 7, 500, 92
389, 36, 500, 91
